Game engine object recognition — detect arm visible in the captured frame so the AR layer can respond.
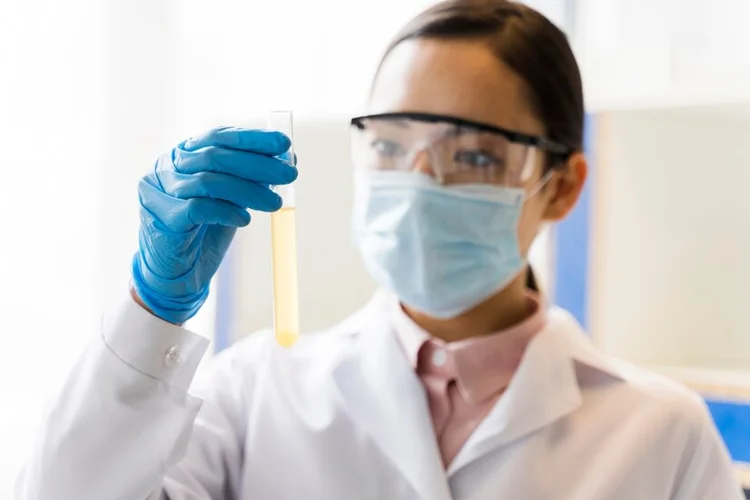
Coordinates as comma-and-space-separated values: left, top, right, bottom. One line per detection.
16, 127, 294, 500
670, 402, 745, 500
15, 296, 244, 500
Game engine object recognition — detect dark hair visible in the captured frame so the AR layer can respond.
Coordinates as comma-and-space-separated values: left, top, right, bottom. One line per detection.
379, 0, 585, 166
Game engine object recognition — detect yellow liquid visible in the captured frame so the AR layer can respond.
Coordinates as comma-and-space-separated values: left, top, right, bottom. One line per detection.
271, 206, 300, 348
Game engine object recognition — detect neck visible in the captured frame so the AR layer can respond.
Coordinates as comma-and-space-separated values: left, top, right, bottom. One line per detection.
403, 273, 531, 343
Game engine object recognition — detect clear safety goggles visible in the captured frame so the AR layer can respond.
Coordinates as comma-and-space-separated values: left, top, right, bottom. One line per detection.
350, 112, 573, 187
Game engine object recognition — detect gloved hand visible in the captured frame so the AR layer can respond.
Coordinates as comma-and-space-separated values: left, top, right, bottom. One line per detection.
132, 126, 297, 324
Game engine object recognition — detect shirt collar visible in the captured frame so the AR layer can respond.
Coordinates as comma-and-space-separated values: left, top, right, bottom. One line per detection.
390, 292, 547, 405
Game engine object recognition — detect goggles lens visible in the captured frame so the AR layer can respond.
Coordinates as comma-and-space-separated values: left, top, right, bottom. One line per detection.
351, 114, 546, 187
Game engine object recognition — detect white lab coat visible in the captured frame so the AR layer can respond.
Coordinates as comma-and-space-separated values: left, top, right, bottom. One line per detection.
16, 291, 744, 500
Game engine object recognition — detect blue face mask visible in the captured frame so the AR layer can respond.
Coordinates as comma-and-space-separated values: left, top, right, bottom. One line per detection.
352, 171, 531, 319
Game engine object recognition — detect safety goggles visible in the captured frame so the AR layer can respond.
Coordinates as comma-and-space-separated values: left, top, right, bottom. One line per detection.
350, 112, 573, 187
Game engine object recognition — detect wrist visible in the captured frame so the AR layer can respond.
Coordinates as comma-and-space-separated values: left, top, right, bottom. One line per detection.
130, 287, 151, 313
131, 255, 207, 325
128, 287, 183, 326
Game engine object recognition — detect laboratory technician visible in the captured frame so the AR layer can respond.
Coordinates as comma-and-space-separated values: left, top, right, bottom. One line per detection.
16, 1, 744, 499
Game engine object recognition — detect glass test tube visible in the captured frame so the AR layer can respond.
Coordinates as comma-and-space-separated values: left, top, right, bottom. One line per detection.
267, 111, 300, 348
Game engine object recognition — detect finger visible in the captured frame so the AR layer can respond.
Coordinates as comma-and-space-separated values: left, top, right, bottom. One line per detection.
158, 169, 283, 212
183, 198, 252, 228
182, 127, 291, 156
139, 178, 251, 232
173, 146, 298, 185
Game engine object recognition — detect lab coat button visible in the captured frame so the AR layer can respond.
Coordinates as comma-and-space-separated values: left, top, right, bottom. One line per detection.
164, 345, 182, 368
432, 348, 447, 367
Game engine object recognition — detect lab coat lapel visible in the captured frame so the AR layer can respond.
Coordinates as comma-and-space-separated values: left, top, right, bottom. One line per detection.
332, 312, 452, 500
448, 311, 583, 475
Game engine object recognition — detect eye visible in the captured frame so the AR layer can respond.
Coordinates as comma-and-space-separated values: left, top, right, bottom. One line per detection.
371, 139, 406, 157
454, 150, 503, 168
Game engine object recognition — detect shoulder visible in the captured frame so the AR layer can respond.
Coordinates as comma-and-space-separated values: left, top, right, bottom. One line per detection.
605, 356, 712, 427
587, 357, 740, 498
547, 307, 737, 490
548, 307, 713, 432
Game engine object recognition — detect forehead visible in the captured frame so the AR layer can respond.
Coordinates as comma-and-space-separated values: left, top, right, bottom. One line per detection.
369, 38, 544, 137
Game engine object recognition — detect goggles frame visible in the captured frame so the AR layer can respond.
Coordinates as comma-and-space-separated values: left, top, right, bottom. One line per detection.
351, 111, 575, 158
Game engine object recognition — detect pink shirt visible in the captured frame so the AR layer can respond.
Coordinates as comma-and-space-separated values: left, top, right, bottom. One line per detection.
391, 293, 546, 467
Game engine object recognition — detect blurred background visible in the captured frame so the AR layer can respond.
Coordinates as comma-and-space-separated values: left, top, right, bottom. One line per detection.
2, 0, 750, 495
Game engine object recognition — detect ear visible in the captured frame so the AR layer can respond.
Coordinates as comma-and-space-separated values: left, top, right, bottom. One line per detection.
542, 152, 588, 221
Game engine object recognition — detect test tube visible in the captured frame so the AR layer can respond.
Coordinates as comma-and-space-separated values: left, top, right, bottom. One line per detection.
267, 111, 300, 348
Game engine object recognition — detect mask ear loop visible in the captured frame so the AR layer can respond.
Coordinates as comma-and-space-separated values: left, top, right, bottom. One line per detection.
517, 143, 561, 199
527, 169, 556, 199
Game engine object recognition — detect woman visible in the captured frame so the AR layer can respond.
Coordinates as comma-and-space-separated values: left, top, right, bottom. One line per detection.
17, 1, 743, 499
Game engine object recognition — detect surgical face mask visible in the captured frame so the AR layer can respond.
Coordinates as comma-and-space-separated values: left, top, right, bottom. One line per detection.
352, 170, 545, 319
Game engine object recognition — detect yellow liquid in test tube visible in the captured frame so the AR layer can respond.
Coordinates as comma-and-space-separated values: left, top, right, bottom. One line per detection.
271, 207, 300, 348
268, 111, 300, 348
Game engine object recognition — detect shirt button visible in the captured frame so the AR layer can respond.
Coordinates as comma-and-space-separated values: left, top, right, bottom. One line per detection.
164, 345, 182, 368
432, 348, 447, 367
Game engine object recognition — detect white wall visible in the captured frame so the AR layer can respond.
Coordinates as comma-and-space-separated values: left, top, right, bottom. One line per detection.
591, 103, 750, 371
574, 0, 750, 111
0, 0, 105, 492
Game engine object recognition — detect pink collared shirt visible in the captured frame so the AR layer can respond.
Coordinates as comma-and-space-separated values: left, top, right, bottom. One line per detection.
390, 293, 546, 467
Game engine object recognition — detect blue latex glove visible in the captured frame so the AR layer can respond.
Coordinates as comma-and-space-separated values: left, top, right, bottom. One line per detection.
132, 127, 297, 324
